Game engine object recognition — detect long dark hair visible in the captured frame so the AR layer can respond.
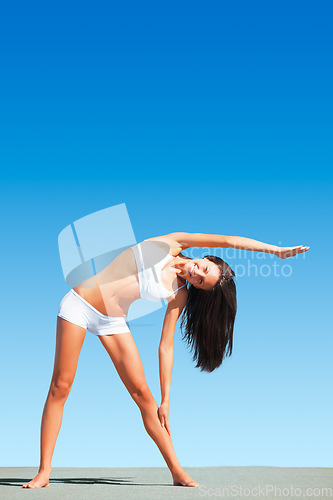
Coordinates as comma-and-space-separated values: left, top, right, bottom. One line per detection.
180, 255, 237, 373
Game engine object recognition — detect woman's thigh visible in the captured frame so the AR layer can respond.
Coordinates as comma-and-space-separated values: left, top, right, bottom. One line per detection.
51, 317, 87, 386
98, 332, 154, 405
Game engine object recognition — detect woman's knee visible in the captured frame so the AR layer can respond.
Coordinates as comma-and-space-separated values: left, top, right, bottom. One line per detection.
50, 375, 73, 400
132, 383, 155, 408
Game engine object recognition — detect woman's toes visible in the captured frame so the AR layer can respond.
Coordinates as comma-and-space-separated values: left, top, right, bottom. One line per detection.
22, 481, 49, 489
22, 474, 50, 489
173, 472, 199, 487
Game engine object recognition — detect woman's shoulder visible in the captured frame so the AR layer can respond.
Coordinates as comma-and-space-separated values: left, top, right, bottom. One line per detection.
143, 233, 183, 257
166, 282, 188, 309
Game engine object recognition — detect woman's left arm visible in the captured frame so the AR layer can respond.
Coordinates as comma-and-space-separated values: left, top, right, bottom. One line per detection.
157, 288, 188, 435
169, 232, 309, 259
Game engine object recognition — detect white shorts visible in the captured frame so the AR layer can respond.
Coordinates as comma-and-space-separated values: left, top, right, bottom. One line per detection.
57, 289, 131, 336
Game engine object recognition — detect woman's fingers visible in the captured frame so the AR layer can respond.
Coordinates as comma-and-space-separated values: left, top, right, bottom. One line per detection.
291, 245, 309, 252
157, 405, 171, 434
158, 413, 164, 426
277, 245, 310, 259
294, 246, 310, 254
158, 412, 165, 427
165, 419, 171, 435
157, 410, 170, 434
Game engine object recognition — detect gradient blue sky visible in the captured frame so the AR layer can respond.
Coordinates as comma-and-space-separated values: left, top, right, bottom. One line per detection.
1, 1, 332, 468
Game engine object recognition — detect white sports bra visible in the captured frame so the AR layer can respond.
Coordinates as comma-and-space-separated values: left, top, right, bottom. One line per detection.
131, 240, 187, 302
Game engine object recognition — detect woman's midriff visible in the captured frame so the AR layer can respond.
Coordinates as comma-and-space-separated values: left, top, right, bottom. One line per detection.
73, 247, 140, 317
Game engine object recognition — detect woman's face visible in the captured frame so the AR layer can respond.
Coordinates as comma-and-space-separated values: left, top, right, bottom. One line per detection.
184, 258, 220, 290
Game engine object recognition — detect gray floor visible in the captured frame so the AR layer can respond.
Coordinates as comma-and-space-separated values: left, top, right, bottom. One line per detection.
1, 466, 332, 499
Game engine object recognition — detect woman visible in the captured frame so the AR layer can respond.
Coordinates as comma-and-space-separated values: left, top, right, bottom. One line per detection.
23, 232, 309, 489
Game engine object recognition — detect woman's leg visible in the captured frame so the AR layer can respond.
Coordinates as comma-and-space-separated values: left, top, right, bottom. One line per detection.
99, 332, 199, 487
23, 317, 86, 488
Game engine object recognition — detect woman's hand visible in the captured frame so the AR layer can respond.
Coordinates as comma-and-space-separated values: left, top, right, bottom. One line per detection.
157, 401, 171, 435
275, 245, 310, 259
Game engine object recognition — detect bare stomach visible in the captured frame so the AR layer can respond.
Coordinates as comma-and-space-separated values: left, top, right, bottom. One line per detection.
73, 279, 140, 317
73, 246, 141, 317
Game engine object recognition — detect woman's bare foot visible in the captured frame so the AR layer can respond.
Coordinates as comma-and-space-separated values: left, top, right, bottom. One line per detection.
172, 468, 199, 487
22, 468, 51, 488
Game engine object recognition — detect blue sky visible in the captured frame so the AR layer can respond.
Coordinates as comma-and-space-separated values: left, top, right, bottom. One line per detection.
0, 1, 332, 468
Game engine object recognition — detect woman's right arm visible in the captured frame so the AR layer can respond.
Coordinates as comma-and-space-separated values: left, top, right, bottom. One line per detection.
165, 232, 309, 258
146, 232, 309, 259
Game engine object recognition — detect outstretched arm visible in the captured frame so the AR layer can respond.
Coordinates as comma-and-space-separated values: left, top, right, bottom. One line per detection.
169, 232, 309, 259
